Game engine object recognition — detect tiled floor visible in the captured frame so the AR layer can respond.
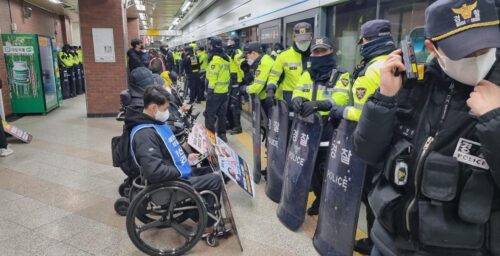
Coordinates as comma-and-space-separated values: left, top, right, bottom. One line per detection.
0, 95, 332, 256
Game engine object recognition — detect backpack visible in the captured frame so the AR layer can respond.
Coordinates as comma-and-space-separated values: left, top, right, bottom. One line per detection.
111, 126, 140, 179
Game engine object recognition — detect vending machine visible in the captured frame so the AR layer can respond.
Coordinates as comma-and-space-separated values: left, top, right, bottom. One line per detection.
1, 33, 61, 114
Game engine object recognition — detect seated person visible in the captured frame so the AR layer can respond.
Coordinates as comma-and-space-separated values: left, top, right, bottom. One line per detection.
126, 85, 222, 233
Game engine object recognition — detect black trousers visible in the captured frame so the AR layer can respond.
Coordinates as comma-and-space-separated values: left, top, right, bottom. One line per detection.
311, 118, 337, 205
362, 166, 376, 239
282, 91, 293, 109
188, 166, 222, 200
311, 147, 329, 203
187, 77, 203, 103
186, 166, 223, 227
204, 93, 228, 135
0, 118, 7, 149
227, 86, 242, 130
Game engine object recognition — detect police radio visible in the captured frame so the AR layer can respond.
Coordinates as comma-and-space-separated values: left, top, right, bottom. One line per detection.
395, 36, 419, 79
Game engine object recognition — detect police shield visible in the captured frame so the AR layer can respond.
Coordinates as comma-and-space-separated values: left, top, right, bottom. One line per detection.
265, 100, 289, 203
251, 94, 262, 184
61, 68, 70, 99
277, 113, 323, 231
313, 120, 366, 256
76, 66, 84, 95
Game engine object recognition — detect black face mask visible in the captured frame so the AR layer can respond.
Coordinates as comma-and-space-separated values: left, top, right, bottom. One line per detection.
310, 53, 336, 78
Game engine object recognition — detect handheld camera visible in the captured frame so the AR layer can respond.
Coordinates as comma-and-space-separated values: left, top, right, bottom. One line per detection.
395, 36, 419, 79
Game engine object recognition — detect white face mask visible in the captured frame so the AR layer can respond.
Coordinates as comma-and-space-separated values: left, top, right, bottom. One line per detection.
436, 48, 497, 86
247, 58, 255, 66
296, 40, 311, 52
155, 108, 170, 122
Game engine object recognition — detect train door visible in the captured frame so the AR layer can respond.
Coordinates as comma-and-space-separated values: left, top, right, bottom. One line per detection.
283, 8, 320, 48
258, 19, 282, 56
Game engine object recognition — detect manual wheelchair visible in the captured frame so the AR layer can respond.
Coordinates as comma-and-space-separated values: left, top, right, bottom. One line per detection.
123, 171, 231, 256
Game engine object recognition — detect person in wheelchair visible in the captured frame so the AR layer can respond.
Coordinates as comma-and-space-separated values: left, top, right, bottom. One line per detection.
125, 85, 223, 235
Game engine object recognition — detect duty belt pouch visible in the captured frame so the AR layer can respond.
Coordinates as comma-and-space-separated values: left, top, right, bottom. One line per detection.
421, 151, 459, 201
419, 201, 484, 249
458, 169, 494, 224
368, 178, 402, 233
490, 211, 500, 255
383, 139, 412, 183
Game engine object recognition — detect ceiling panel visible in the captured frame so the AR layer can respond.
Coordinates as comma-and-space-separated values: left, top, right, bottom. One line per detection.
146, 0, 183, 30
25, 0, 80, 22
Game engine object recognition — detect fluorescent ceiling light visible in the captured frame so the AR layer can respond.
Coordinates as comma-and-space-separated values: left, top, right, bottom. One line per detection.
49, 0, 61, 3
136, 4, 145, 11
181, 1, 192, 12
172, 17, 180, 25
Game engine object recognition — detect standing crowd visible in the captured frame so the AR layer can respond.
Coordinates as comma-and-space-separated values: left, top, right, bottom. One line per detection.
125, 0, 500, 254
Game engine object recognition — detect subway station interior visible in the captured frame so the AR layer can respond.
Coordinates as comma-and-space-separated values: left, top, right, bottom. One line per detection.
0, 0, 499, 255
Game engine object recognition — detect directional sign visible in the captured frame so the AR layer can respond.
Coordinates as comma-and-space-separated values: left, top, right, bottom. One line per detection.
139, 30, 182, 36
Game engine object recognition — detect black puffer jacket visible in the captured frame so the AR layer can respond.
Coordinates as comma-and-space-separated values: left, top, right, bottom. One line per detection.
127, 48, 146, 72
125, 106, 181, 183
353, 59, 500, 255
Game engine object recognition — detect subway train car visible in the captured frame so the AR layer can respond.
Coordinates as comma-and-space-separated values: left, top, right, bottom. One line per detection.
166, 0, 433, 114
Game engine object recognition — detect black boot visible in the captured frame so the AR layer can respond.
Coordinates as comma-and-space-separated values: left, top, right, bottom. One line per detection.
229, 127, 242, 135
218, 133, 228, 142
353, 238, 373, 255
307, 198, 320, 216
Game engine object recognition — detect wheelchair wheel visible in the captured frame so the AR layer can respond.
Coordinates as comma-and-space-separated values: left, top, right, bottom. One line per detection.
126, 181, 207, 256
206, 234, 218, 247
118, 182, 130, 197
114, 197, 129, 216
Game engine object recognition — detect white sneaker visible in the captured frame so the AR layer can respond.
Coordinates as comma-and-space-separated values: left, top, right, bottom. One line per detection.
0, 146, 13, 157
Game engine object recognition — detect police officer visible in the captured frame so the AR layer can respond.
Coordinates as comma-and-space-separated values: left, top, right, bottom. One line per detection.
197, 46, 208, 99
205, 36, 231, 142
58, 44, 73, 98
182, 46, 203, 104
76, 46, 85, 92
173, 47, 182, 77
353, 0, 500, 255
63, 44, 77, 97
266, 22, 313, 109
291, 36, 351, 216
329, 19, 396, 254
226, 35, 245, 135
243, 42, 275, 117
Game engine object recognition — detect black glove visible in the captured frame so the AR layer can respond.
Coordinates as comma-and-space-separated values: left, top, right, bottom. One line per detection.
292, 97, 305, 113
301, 101, 318, 117
329, 106, 345, 120
317, 100, 333, 111
265, 89, 275, 106
239, 85, 247, 95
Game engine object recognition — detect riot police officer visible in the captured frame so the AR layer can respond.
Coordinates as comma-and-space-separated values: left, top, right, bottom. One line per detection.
205, 36, 231, 142
329, 19, 396, 254
197, 46, 208, 99
266, 22, 313, 109
182, 46, 203, 104
226, 35, 245, 135
243, 42, 275, 117
58, 44, 73, 98
291, 36, 351, 216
